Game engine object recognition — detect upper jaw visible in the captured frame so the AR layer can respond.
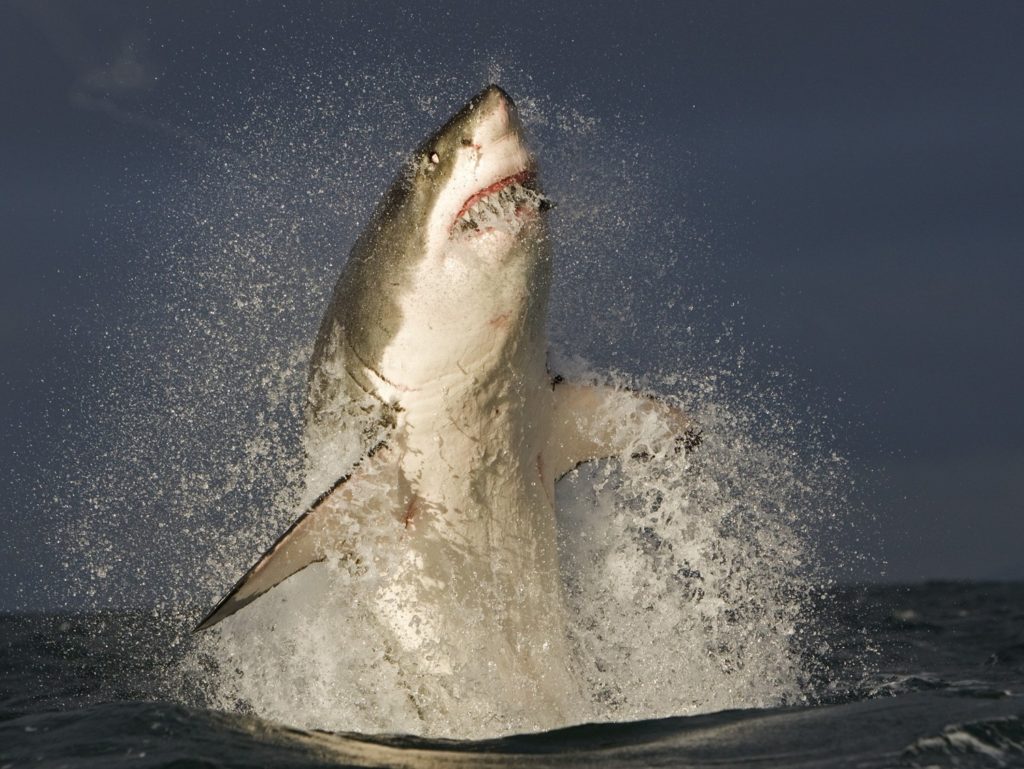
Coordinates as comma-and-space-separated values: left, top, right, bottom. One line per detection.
454, 169, 537, 224
450, 169, 550, 238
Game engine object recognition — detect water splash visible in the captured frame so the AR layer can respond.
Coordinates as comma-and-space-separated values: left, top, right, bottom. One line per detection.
52, 65, 855, 738
173, 363, 819, 739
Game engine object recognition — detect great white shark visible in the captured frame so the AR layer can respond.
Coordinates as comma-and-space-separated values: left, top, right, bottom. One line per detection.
196, 85, 696, 720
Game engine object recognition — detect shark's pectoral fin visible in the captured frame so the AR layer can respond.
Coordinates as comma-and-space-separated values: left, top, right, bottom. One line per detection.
546, 379, 698, 480
194, 441, 392, 631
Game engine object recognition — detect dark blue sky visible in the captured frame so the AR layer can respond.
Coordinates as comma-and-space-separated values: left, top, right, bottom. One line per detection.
2, 1, 1022, 608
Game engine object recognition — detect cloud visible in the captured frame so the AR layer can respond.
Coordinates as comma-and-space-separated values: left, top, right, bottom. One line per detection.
13, 0, 216, 151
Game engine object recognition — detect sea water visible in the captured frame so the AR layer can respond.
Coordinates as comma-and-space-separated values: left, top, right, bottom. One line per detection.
3, 584, 1022, 767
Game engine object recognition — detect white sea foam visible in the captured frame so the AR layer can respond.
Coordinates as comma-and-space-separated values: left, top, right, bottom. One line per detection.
178, 363, 813, 738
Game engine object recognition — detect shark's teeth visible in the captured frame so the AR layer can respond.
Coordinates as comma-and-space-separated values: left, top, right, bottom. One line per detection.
453, 183, 550, 235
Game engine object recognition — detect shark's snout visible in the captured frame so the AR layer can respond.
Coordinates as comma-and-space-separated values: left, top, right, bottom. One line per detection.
464, 85, 526, 154
469, 85, 515, 122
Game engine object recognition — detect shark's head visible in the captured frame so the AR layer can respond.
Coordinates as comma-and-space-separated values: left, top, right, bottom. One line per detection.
324, 86, 552, 402
357, 84, 548, 270
408, 85, 548, 260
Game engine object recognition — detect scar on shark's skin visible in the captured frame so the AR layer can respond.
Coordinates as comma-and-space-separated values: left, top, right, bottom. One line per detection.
403, 496, 419, 529
536, 453, 554, 506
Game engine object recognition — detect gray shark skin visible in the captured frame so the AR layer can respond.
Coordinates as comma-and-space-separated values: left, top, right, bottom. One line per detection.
196, 86, 692, 724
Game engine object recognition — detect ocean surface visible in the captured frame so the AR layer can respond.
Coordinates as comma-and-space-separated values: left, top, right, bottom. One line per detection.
2, 581, 1022, 768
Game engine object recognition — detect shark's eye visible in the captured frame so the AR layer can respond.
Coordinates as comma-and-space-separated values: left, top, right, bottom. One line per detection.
430, 152, 440, 164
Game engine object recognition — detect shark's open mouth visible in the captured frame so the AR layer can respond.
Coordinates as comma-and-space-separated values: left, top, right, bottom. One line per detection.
452, 170, 551, 235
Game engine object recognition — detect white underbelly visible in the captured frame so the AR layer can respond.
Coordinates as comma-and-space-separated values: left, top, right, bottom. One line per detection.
367, 375, 573, 706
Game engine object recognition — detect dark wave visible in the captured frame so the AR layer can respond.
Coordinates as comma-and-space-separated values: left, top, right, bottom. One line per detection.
2, 582, 1023, 768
